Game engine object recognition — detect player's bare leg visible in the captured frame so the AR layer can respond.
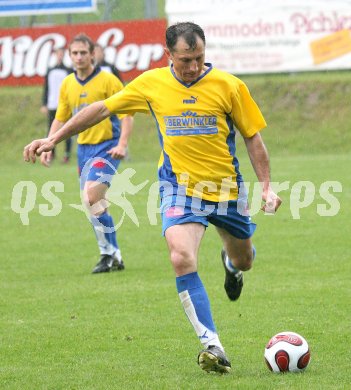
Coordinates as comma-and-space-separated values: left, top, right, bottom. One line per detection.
216, 227, 255, 301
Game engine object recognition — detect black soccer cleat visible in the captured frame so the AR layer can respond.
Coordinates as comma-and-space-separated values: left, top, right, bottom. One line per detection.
111, 255, 125, 271
198, 345, 231, 374
92, 254, 124, 274
221, 249, 243, 301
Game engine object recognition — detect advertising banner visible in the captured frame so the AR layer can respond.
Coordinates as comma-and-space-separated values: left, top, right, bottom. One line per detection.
0, 0, 96, 16
0, 19, 168, 86
166, 0, 351, 74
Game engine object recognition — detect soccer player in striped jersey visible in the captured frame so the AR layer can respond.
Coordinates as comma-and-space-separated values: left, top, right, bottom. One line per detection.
24, 23, 282, 373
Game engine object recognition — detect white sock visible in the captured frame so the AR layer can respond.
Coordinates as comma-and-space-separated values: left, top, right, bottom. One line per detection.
113, 249, 122, 261
225, 254, 240, 274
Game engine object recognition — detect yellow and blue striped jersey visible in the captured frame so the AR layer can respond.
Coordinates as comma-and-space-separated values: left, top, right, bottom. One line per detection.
104, 64, 266, 201
56, 67, 124, 144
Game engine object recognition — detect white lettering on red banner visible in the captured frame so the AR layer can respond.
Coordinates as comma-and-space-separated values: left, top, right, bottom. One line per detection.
0, 19, 167, 86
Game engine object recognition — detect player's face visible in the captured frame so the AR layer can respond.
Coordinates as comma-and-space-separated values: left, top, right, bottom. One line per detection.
166, 36, 205, 84
69, 41, 94, 71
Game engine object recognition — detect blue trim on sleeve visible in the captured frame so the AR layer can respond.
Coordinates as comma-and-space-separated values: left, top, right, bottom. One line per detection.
146, 101, 178, 194
110, 114, 121, 140
147, 101, 163, 148
225, 114, 243, 185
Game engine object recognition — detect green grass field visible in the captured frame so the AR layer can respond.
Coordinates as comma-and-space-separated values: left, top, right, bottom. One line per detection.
1, 73, 351, 389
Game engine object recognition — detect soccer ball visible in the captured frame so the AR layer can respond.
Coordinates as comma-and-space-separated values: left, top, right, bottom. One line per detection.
264, 331, 311, 373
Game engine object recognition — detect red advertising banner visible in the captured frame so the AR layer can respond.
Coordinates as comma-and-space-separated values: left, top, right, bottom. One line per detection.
0, 18, 168, 86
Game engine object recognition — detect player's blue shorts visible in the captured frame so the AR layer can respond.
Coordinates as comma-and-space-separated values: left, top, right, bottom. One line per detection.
77, 139, 121, 189
160, 193, 256, 239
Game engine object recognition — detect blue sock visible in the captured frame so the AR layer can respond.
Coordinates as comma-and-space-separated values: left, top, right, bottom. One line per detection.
91, 211, 119, 255
176, 272, 223, 349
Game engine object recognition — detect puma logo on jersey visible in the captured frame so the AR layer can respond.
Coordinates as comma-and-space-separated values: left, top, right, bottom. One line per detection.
183, 95, 198, 104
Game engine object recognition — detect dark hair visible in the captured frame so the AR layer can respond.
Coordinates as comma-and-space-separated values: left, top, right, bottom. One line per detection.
166, 22, 206, 52
69, 33, 95, 53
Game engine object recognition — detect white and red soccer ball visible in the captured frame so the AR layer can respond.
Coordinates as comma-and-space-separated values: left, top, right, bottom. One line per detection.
264, 331, 311, 373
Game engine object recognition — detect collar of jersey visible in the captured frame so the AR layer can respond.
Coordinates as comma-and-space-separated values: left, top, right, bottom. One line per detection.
170, 63, 212, 88
74, 66, 101, 86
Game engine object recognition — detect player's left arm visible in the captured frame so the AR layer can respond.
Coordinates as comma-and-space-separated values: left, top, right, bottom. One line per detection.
243, 132, 282, 213
107, 115, 134, 159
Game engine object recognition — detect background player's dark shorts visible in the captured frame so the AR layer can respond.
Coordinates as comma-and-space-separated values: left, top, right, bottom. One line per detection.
161, 194, 256, 239
77, 139, 121, 189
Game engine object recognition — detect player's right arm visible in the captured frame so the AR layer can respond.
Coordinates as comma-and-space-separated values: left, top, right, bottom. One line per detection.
25, 73, 149, 163
24, 101, 111, 163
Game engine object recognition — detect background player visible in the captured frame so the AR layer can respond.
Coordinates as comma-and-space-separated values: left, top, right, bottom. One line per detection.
94, 43, 124, 83
24, 23, 281, 372
40, 34, 133, 274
